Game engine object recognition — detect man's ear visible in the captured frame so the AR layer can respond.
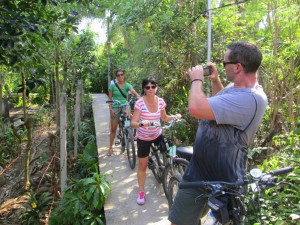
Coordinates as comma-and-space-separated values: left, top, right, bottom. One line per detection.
234, 63, 243, 74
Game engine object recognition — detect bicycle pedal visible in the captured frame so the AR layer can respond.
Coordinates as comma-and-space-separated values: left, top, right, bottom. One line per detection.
115, 141, 120, 146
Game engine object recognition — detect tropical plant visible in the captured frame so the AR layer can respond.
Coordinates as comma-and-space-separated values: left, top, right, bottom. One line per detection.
75, 140, 99, 178
20, 190, 53, 225
48, 172, 110, 225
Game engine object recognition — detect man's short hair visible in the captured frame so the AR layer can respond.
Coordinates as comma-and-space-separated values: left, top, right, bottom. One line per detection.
227, 41, 262, 73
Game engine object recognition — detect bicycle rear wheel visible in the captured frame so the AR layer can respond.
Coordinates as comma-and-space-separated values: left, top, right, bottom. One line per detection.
117, 124, 126, 153
162, 158, 189, 199
126, 128, 136, 169
167, 173, 182, 208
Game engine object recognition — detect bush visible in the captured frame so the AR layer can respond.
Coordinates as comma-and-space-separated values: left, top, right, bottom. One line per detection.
48, 172, 110, 225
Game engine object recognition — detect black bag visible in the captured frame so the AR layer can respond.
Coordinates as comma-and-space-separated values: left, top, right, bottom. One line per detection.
208, 196, 230, 224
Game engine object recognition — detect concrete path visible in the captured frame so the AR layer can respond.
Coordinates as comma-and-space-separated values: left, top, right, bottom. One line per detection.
92, 94, 170, 225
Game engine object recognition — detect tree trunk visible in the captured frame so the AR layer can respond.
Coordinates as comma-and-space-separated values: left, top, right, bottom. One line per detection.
22, 67, 27, 121
24, 117, 32, 191
55, 52, 61, 130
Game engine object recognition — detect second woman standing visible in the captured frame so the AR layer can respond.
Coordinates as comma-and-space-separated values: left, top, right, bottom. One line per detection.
130, 77, 181, 205
108, 69, 140, 156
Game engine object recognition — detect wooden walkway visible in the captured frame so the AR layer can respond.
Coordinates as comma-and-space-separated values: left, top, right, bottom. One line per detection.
92, 94, 170, 225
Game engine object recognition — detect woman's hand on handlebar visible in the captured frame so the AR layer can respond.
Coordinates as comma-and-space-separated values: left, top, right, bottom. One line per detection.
175, 113, 182, 120
139, 120, 151, 127
171, 114, 182, 122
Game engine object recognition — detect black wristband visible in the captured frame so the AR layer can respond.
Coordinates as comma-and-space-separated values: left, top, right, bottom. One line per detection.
191, 79, 203, 84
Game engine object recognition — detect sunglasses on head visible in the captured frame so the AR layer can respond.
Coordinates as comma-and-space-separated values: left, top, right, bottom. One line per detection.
116, 73, 124, 77
144, 85, 156, 90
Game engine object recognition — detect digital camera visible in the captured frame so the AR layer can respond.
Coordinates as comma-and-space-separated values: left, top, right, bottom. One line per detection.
203, 66, 212, 76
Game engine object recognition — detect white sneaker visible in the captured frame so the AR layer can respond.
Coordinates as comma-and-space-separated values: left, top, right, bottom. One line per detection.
137, 191, 145, 205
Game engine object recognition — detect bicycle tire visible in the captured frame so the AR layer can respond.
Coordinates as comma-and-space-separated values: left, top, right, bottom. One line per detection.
119, 126, 126, 153
126, 128, 136, 169
167, 173, 182, 208
162, 158, 189, 199
149, 146, 168, 183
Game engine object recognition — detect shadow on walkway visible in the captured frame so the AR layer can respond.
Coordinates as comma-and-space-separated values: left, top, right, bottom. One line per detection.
92, 94, 169, 225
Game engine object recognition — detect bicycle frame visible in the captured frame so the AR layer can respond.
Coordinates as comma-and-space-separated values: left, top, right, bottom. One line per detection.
145, 118, 180, 183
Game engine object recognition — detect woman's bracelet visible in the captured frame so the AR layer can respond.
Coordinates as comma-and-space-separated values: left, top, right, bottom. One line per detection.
191, 79, 203, 84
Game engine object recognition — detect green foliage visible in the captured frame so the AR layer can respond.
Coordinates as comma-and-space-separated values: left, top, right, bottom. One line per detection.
20, 190, 53, 225
67, 95, 95, 152
48, 172, 110, 225
0, 0, 82, 66
78, 119, 96, 149
246, 131, 300, 224
0, 127, 21, 166
32, 106, 54, 127
75, 140, 99, 178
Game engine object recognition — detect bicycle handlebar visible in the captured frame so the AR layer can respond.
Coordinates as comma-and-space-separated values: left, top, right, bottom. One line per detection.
106, 99, 129, 106
179, 180, 245, 190
128, 97, 138, 103
138, 117, 181, 128
266, 167, 293, 176
179, 167, 293, 190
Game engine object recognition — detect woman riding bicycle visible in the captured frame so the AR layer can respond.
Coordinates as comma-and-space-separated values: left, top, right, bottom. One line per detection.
108, 69, 140, 156
130, 77, 181, 205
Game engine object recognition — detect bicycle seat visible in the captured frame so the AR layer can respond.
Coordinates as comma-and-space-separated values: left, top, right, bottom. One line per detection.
176, 146, 193, 161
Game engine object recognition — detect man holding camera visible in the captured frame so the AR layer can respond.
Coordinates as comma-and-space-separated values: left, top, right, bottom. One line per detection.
168, 41, 268, 225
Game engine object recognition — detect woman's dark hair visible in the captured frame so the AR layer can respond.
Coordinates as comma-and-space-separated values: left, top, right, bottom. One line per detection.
141, 77, 157, 95
115, 69, 125, 76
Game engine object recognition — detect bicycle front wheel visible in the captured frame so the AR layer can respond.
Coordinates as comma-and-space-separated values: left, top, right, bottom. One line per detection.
167, 173, 182, 209
162, 158, 189, 199
126, 128, 136, 169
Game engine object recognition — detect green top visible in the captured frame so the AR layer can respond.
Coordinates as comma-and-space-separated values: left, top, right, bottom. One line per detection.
108, 82, 132, 107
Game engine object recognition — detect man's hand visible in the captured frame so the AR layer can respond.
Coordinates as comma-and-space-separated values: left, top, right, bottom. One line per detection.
205, 62, 219, 82
188, 65, 204, 81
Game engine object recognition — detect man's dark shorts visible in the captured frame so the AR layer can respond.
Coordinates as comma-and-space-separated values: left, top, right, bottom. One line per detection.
168, 187, 209, 225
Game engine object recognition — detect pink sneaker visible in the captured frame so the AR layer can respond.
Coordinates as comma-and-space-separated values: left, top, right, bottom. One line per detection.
137, 191, 145, 205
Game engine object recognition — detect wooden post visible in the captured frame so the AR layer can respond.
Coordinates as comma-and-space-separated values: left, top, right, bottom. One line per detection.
74, 80, 82, 159
80, 81, 84, 119
60, 93, 67, 197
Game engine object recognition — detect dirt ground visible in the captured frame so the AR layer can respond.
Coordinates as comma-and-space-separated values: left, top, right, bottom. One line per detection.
0, 110, 57, 225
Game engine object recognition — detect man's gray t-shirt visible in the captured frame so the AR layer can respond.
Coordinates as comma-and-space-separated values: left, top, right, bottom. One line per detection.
183, 83, 268, 182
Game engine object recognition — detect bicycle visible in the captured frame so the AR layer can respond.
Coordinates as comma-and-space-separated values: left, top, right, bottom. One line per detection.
162, 145, 193, 202
128, 96, 138, 114
140, 117, 181, 183
128, 96, 138, 138
174, 167, 294, 225
106, 99, 136, 169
